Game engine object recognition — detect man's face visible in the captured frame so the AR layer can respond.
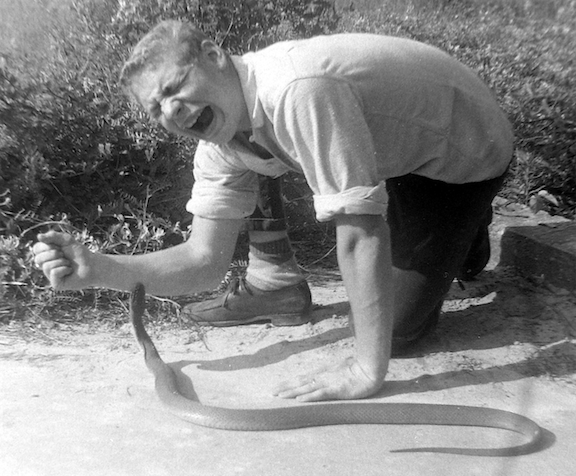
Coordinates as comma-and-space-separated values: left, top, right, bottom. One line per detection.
130, 42, 247, 144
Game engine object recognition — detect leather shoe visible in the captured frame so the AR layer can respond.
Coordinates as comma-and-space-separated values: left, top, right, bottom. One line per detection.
183, 277, 312, 327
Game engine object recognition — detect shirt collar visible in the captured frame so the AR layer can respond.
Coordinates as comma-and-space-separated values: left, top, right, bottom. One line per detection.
231, 54, 264, 130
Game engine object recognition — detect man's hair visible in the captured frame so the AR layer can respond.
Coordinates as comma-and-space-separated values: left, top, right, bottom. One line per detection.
119, 20, 210, 94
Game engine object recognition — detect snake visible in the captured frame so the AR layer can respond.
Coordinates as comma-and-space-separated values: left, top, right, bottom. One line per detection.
130, 282, 543, 456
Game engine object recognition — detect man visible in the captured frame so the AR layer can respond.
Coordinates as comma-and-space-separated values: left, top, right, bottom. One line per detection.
33, 20, 513, 402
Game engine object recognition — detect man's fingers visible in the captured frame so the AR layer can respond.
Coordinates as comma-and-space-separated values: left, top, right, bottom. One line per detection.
273, 383, 300, 398
295, 389, 329, 403
41, 258, 71, 275
46, 265, 73, 288
275, 380, 334, 402
32, 242, 53, 255
35, 248, 64, 264
37, 231, 76, 247
274, 380, 318, 399
33, 232, 72, 268
273, 374, 316, 397
273, 365, 332, 395
31, 231, 91, 291
32, 242, 63, 264
273, 357, 383, 402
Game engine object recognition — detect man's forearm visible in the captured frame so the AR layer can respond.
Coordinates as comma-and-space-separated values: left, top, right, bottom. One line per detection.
91, 217, 242, 296
336, 215, 394, 384
90, 243, 218, 295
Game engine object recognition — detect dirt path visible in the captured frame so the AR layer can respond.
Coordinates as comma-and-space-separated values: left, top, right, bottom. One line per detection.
1, 201, 575, 476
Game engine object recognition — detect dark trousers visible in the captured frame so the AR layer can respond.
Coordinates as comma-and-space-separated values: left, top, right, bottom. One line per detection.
386, 172, 506, 334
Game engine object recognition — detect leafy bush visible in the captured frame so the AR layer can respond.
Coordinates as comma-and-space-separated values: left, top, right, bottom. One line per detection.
0, 0, 340, 307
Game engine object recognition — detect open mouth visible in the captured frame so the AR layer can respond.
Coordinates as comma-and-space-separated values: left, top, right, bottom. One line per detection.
189, 106, 214, 134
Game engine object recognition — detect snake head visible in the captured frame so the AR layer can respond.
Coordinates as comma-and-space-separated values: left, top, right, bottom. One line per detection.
130, 282, 148, 350
131, 282, 147, 319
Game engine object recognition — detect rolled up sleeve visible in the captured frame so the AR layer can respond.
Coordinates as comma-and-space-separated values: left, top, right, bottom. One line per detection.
186, 141, 259, 220
313, 182, 388, 222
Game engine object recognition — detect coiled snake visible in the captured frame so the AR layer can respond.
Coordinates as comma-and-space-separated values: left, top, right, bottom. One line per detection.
130, 283, 543, 456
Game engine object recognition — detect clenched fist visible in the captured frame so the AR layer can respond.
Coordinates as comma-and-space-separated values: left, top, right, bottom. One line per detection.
33, 231, 96, 290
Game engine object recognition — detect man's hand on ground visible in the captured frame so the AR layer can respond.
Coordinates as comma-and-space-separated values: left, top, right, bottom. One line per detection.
272, 356, 383, 402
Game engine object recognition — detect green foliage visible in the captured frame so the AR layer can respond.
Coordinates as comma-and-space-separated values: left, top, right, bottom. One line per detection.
112, 0, 339, 52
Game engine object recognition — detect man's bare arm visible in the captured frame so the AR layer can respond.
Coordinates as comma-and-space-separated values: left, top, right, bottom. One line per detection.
274, 214, 394, 401
336, 214, 394, 384
33, 216, 243, 296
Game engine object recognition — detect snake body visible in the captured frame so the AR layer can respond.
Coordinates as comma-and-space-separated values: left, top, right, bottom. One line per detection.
130, 283, 543, 456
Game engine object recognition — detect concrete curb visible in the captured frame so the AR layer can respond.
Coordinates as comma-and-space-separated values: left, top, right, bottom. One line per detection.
500, 221, 576, 292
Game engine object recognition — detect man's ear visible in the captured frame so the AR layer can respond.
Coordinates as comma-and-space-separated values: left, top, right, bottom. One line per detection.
200, 40, 227, 70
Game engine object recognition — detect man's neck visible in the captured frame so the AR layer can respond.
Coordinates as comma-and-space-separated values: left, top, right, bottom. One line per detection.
233, 131, 273, 160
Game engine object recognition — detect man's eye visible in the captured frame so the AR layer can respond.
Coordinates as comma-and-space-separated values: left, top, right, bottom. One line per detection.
149, 102, 161, 120
162, 82, 180, 97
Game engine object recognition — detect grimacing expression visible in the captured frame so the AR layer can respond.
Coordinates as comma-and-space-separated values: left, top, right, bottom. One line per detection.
130, 41, 246, 145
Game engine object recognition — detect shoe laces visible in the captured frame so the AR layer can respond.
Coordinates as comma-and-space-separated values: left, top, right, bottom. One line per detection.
222, 276, 251, 306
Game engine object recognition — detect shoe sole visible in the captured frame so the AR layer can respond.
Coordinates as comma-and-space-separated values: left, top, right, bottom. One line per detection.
193, 312, 312, 328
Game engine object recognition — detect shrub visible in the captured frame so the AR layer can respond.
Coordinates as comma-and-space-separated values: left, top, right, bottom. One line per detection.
0, 0, 340, 306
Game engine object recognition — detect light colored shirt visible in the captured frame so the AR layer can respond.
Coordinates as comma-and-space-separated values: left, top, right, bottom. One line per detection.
188, 34, 514, 222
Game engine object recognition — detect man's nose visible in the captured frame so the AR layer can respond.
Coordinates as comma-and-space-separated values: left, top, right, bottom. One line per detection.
162, 98, 184, 123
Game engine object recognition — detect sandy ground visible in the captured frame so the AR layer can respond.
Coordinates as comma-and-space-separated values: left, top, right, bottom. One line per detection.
1, 198, 575, 476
